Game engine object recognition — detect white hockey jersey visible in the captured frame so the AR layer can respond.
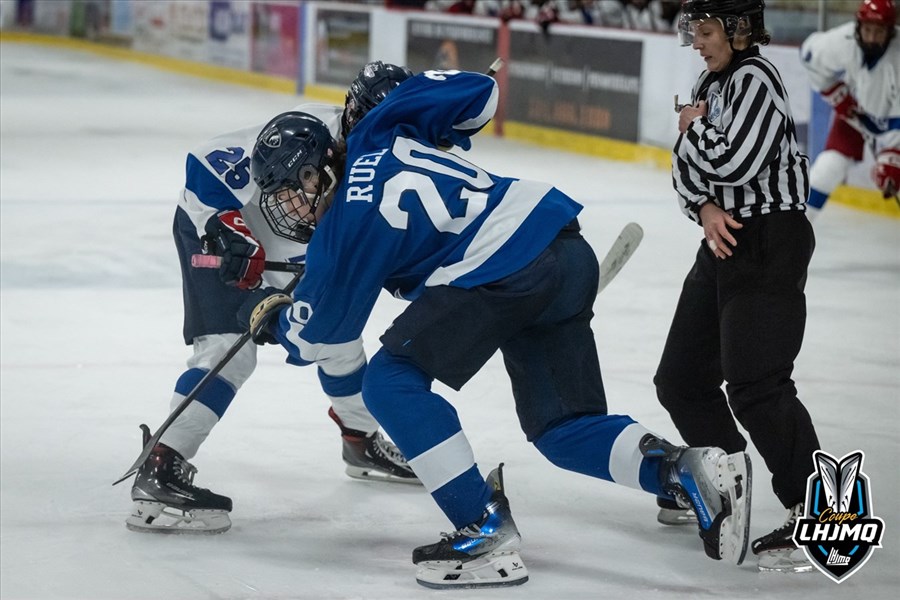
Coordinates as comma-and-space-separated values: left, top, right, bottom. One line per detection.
801, 21, 900, 150
176, 103, 342, 288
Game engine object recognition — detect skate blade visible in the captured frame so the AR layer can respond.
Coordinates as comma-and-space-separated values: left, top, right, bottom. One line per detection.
757, 548, 814, 573
713, 452, 752, 565
416, 551, 529, 589
345, 465, 422, 485
125, 501, 231, 535
657, 507, 698, 526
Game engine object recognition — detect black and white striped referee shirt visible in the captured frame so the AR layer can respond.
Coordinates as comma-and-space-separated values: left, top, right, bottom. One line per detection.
672, 46, 809, 223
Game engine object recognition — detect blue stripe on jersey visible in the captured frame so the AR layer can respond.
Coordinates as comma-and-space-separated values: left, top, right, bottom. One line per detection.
857, 113, 900, 135
317, 363, 365, 397
184, 154, 243, 212
174, 368, 236, 419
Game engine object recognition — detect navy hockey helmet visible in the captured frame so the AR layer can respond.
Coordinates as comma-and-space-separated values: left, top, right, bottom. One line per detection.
251, 112, 341, 244
678, 0, 770, 47
341, 61, 413, 137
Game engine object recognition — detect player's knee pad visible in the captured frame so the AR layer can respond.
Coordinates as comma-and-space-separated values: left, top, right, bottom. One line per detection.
188, 333, 257, 389
809, 150, 854, 195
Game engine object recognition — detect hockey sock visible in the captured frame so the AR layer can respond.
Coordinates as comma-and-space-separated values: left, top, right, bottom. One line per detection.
364, 349, 491, 528
534, 416, 667, 496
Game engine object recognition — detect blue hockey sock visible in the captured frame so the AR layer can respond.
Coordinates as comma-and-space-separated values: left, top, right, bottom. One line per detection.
534, 414, 667, 496
364, 349, 492, 528
432, 466, 494, 530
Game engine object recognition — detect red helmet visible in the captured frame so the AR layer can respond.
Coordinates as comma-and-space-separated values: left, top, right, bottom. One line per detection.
856, 0, 896, 26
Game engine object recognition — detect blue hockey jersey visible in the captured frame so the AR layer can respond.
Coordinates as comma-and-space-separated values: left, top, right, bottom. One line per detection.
274, 71, 582, 371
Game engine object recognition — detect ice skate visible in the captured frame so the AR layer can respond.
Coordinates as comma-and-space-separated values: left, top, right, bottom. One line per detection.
642, 435, 751, 564
329, 408, 420, 484
753, 503, 813, 573
413, 464, 529, 589
656, 495, 698, 526
126, 426, 232, 535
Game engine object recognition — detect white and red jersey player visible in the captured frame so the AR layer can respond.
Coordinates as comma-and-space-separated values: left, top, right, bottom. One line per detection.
800, 0, 900, 219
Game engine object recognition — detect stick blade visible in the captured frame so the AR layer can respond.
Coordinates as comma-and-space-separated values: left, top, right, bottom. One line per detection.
112, 425, 159, 486
597, 222, 643, 294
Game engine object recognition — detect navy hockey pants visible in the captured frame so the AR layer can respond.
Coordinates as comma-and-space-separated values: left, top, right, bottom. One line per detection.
377, 227, 608, 442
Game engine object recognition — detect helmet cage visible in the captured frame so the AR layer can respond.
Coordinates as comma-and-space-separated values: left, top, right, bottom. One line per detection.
260, 163, 337, 244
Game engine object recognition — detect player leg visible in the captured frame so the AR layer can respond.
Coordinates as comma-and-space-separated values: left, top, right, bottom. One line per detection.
365, 243, 578, 588
364, 349, 525, 589
806, 118, 864, 221
506, 234, 749, 563
127, 207, 254, 534
717, 212, 819, 572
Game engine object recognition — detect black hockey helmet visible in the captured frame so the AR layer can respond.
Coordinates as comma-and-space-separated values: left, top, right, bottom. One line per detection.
341, 61, 413, 138
678, 0, 770, 47
251, 112, 341, 244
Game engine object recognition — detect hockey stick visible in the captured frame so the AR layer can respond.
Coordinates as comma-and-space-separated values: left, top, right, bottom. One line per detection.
190, 253, 305, 273
193, 222, 642, 297
112, 268, 305, 486
486, 58, 504, 77
597, 222, 643, 294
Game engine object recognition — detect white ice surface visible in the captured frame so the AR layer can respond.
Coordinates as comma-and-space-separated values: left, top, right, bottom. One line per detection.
1, 42, 898, 600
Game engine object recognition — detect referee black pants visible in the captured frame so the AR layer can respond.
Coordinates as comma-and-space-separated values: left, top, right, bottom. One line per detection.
654, 211, 819, 508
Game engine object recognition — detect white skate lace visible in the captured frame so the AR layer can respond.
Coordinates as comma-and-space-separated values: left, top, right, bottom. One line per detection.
779, 504, 803, 531
373, 433, 407, 465
440, 523, 488, 541
173, 455, 199, 486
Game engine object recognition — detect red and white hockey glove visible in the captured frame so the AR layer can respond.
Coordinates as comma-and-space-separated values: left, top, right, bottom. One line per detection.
821, 82, 858, 120
203, 210, 266, 289
873, 148, 900, 199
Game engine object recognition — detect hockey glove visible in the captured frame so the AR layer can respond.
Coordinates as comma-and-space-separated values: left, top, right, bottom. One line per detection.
203, 210, 266, 290
821, 81, 858, 120
873, 149, 900, 199
237, 287, 292, 345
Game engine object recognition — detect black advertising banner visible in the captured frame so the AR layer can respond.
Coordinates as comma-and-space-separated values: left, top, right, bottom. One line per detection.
315, 9, 370, 86
507, 32, 642, 142
406, 19, 496, 74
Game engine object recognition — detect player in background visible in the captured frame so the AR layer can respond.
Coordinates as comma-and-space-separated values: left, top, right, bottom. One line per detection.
126, 63, 419, 536
657, 0, 821, 574
801, 0, 900, 220
240, 69, 752, 588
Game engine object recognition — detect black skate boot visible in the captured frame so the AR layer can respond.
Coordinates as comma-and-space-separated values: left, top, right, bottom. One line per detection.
656, 495, 698, 526
126, 425, 232, 534
328, 408, 420, 484
641, 434, 751, 564
413, 464, 529, 589
752, 503, 812, 573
